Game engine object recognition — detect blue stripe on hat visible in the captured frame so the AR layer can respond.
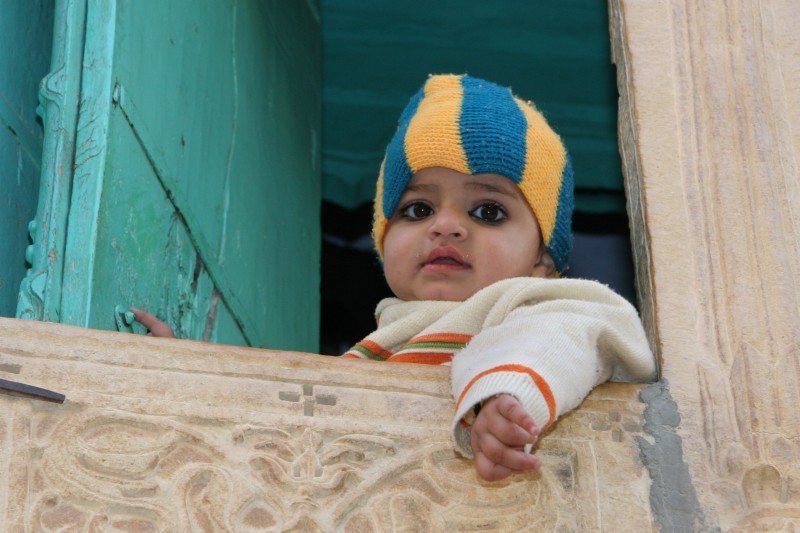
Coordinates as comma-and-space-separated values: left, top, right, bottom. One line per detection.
547, 155, 575, 271
382, 87, 425, 218
459, 76, 527, 183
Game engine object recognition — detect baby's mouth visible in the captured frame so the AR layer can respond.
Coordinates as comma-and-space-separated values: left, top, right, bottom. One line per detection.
428, 257, 463, 266
422, 248, 470, 269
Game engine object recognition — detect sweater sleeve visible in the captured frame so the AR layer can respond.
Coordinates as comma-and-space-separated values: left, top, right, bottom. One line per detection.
450, 280, 656, 457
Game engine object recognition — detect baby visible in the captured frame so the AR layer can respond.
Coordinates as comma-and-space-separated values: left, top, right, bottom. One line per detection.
134, 74, 656, 482
341, 74, 656, 481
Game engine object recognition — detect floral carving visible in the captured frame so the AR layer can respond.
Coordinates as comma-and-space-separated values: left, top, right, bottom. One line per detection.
12, 408, 599, 531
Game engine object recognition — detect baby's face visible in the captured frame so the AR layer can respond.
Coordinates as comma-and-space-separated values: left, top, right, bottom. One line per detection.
382, 167, 554, 302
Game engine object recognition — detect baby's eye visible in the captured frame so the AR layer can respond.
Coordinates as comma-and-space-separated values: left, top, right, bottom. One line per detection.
400, 202, 434, 220
470, 203, 507, 224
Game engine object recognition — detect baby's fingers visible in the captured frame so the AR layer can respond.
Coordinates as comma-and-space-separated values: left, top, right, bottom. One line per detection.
480, 413, 537, 448
492, 395, 541, 438
474, 450, 515, 482
473, 433, 541, 481
129, 307, 176, 338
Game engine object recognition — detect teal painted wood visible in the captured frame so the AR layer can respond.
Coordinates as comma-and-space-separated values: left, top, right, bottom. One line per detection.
15, 0, 86, 322
105, 1, 322, 349
52, 0, 320, 351
82, 104, 246, 345
0, 0, 54, 318
59, 0, 116, 327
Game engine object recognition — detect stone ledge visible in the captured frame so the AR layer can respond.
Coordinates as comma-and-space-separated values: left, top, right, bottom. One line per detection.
0, 317, 653, 531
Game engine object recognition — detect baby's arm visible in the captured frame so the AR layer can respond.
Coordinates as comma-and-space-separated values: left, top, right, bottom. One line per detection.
470, 394, 541, 481
129, 307, 176, 338
450, 279, 656, 478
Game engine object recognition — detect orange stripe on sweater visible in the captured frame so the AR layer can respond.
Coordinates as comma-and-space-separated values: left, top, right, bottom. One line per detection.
387, 352, 454, 365
407, 333, 473, 345
455, 364, 556, 429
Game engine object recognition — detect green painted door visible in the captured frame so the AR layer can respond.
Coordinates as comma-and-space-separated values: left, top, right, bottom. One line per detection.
0, 0, 53, 318
18, 0, 322, 352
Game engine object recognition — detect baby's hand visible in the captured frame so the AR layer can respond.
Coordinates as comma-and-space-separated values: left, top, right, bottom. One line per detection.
470, 394, 541, 481
129, 307, 176, 338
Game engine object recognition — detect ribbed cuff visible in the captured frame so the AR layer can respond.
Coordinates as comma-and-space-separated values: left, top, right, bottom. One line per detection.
451, 369, 554, 457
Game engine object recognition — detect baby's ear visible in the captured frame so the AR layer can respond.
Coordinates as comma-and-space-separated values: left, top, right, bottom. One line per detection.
531, 252, 557, 279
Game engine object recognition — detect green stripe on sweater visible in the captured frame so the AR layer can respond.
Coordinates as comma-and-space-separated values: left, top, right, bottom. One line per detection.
352, 344, 387, 361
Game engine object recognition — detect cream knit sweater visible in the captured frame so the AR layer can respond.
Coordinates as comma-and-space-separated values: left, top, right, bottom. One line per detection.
344, 277, 656, 457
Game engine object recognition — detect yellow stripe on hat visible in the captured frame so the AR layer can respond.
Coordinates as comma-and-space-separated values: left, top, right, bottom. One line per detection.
373, 159, 388, 258
404, 75, 471, 175
514, 97, 567, 247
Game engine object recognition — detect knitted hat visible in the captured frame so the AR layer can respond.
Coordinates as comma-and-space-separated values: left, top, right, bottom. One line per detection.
373, 74, 574, 273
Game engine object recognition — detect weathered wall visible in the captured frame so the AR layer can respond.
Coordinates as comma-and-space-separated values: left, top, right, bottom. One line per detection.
0, 0, 53, 317
612, 0, 800, 530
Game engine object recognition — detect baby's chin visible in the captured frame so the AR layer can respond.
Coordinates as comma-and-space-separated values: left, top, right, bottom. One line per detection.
406, 285, 476, 302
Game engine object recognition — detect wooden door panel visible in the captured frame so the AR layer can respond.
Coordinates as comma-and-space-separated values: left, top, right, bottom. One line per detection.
82, 106, 247, 345
2, 0, 55, 318
110, 0, 320, 350
44, 0, 319, 350
112, 0, 235, 261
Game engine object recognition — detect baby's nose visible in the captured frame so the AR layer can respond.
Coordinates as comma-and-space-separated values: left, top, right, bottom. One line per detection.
428, 208, 468, 239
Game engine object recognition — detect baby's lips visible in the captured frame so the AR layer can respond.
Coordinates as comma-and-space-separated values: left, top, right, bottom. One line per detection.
424, 246, 467, 265
428, 256, 463, 266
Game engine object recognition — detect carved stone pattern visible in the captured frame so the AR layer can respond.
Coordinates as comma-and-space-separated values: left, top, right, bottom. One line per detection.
0, 318, 654, 532
7, 409, 568, 531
